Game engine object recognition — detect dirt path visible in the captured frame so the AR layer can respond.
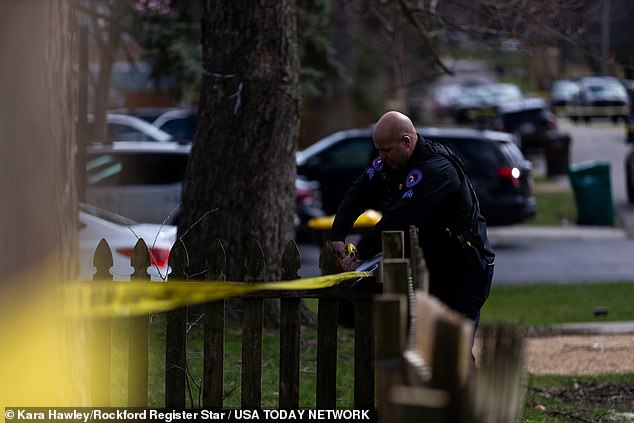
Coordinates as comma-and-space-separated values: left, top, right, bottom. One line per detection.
524, 334, 634, 375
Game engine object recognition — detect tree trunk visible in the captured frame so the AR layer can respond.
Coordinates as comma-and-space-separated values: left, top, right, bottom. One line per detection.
91, 1, 125, 142
179, 1, 300, 288
0, 0, 76, 293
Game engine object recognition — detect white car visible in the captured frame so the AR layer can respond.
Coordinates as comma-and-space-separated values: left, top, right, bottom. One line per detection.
90, 113, 174, 143
79, 203, 176, 280
86, 141, 190, 224
151, 108, 197, 141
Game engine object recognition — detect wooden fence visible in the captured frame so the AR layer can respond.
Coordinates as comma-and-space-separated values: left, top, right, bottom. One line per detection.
87, 237, 380, 410
375, 229, 525, 423
87, 228, 524, 422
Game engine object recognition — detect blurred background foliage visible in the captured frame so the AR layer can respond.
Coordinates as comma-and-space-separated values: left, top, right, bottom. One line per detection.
74, 0, 634, 144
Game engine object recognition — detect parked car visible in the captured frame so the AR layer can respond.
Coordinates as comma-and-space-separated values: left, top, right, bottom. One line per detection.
79, 202, 176, 280
86, 141, 189, 224
297, 127, 536, 226
85, 141, 323, 232
109, 107, 197, 141
90, 113, 174, 143
152, 108, 198, 141
431, 84, 462, 119
109, 107, 183, 123
452, 84, 497, 124
571, 76, 629, 123
550, 79, 580, 114
486, 82, 523, 105
493, 97, 569, 152
452, 82, 522, 125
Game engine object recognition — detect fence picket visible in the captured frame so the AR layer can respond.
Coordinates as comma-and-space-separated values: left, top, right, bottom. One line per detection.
90, 239, 113, 406
241, 239, 265, 408
165, 240, 188, 408
279, 240, 301, 409
354, 288, 374, 409
203, 239, 226, 408
316, 242, 340, 408
128, 238, 151, 407
87, 235, 380, 415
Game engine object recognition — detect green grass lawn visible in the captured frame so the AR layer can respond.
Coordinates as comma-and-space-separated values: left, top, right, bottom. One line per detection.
522, 373, 634, 422
481, 282, 634, 325
525, 190, 578, 226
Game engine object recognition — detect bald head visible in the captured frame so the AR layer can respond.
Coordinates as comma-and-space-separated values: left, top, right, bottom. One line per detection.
373, 111, 417, 143
372, 111, 417, 169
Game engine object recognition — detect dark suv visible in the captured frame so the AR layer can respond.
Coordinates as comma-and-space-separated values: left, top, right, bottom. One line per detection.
493, 98, 570, 153
297, 127, 536, 226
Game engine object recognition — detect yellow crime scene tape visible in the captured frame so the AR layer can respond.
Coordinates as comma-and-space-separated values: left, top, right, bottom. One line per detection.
63, 271, 374, 318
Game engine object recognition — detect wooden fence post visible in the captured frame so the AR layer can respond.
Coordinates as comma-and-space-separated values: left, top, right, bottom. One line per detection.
241, 239, 265, 409
203, 239, 226, 408
430, 315, 473, 423
279, 240, 301, 409
353, 281, 375, 409
316, 241, 340, 408
375, 294, 407, 423
165, 240, 188, 408
472, 324, 525, 423
90, 239, 113, 406
128, 238, 151, 407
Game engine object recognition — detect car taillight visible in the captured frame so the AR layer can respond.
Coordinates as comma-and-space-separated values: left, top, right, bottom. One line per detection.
117, 247, 171, 267
498, 166, 521, 188
296, 187, 316, 205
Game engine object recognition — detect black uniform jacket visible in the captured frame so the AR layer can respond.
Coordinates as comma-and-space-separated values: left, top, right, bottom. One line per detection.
329, 136, 495, 275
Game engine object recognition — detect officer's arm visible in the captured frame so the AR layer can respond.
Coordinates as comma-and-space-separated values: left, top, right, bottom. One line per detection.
328, 168, 376, 242
355, 165, 456, 259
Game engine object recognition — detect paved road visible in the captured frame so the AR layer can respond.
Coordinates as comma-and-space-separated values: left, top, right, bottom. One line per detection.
298, 120, 634, 284
488, 226, 634, 284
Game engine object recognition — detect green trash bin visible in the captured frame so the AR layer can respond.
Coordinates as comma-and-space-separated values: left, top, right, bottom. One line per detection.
567, 161, 614, 226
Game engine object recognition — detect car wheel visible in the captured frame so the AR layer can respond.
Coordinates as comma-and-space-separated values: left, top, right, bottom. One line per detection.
584, 116, 591, 124
626, 150, 634, 204
612, 116, 619, 125
571, 116, 578, 123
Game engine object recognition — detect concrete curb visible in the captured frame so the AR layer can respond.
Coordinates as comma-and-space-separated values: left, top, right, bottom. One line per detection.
553, 321, 634, 335
488, 225, 627, 241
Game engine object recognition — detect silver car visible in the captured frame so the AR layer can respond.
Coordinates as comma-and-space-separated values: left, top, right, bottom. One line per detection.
86, 141, 190, 225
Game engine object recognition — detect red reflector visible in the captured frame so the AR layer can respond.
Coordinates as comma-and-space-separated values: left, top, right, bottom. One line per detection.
149, 248, 170, 267
116, 247, 170, 267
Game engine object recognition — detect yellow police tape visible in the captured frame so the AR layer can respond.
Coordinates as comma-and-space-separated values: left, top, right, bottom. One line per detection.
63, 271, 374, 318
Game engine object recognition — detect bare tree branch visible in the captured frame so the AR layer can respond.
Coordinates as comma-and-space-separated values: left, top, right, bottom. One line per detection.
396, 0, 454, 75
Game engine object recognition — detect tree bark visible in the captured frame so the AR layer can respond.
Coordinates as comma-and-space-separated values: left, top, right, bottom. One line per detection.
179, 1, 300, 285
0, 0, 76, 292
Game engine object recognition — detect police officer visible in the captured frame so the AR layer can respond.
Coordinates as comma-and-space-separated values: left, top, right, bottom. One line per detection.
329, 111, 495, 327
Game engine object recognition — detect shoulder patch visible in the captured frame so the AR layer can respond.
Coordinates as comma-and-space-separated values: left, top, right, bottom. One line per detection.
405, 169, 423, 188
372, 157, 384, 171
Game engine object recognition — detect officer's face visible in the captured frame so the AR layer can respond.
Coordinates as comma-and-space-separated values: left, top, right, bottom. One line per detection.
374, 134, 413, 169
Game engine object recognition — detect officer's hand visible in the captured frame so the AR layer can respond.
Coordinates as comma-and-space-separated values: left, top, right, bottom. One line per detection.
341, 255, 362, 271
331, 241, 346, 260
